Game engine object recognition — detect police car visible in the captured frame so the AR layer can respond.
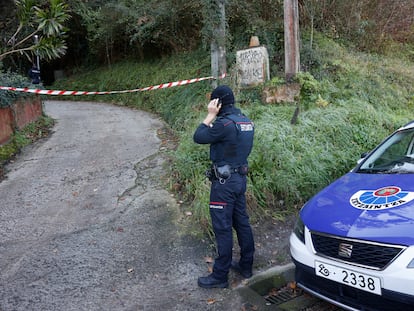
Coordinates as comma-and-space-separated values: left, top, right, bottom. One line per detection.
290, 120, 414, 311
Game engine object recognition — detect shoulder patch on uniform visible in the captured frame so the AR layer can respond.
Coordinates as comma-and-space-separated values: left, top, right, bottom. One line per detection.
239, 122, 254, 131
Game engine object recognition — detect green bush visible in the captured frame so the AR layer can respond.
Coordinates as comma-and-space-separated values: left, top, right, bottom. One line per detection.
0, 115, 54, 163
0, 71, 38, 108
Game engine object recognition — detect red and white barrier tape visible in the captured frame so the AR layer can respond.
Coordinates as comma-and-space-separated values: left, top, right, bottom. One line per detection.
0, 73, 226, 96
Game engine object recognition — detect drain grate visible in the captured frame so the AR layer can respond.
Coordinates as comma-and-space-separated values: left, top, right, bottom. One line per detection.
264, 287, 303, 305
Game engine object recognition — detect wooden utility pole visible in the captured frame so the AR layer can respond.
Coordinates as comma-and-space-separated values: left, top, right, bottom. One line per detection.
284, 0, 300, 81
211, 0, 227, 88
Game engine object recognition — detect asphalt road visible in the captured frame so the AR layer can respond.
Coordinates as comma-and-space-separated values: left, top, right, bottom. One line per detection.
0, 101, 242, 311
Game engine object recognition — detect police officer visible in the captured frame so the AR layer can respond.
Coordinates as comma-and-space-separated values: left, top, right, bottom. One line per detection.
193, 85, 255, 288
28, 65, 41, 84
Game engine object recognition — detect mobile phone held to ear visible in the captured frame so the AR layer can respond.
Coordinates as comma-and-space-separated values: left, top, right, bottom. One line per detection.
218, 93, 230, 106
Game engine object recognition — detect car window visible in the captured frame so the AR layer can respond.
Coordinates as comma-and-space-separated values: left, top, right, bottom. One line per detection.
358, 129, 414, 173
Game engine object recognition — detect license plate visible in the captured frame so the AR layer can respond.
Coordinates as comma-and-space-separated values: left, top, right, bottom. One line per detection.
315, 260, 382, 295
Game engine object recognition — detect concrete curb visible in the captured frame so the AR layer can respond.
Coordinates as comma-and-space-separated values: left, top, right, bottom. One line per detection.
248, 263, 296, 291
236, 263, 297, 310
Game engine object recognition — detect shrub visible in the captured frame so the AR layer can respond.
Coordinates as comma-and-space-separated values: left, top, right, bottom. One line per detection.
0, 71, 36, 108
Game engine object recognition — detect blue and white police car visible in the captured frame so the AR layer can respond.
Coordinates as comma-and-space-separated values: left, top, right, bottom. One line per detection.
290, 120, 414, 311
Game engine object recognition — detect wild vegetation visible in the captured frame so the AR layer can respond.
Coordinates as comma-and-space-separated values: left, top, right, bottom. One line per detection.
0, 0, 69, 64
52, 35, 414, 235
2, 0, 414, 234
0, 115, 54, 181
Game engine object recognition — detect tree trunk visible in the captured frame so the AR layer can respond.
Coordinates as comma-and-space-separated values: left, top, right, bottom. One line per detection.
284, 0, 300, 81
211, 0, 227, 88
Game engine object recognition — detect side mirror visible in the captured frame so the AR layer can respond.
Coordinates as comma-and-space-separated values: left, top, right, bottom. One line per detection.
357, 152, 368, 165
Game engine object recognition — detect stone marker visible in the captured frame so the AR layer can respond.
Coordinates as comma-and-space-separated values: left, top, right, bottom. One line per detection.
236, 37, 270, 87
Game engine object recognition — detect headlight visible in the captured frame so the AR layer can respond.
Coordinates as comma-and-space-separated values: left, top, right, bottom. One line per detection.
293, 217, 305, 244
407, 258, 414, 268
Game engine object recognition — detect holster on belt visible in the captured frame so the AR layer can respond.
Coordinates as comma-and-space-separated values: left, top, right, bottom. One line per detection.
205, 164, 249, 181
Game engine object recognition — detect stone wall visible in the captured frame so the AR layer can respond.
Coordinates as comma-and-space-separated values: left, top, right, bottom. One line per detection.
0, 96, 43, 144
0, 107, 14, 145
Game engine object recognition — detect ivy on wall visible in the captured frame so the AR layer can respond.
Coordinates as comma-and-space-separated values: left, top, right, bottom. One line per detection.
0, 72, 38, 108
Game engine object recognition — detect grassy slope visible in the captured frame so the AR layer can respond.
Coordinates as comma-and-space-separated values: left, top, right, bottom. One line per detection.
52, 37, 414, 232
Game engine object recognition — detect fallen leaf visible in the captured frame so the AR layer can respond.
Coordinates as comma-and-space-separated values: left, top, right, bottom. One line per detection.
268, 288, 279, 296
172, 183, 181, 191
241, 302, 258, 311
288, 281, 297, 290
206, 298, 216, 305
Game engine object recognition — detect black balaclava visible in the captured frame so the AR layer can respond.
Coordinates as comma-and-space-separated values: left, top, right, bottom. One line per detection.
210, 85, 236, 116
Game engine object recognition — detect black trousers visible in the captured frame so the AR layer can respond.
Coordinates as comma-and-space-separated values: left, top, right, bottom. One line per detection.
208, 173, 255, 280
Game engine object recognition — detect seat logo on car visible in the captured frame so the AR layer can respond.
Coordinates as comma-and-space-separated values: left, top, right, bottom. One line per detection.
350, 186, 414, 210
338, 243, 353, 258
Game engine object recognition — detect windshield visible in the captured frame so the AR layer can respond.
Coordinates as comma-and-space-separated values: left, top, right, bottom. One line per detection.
357, 128, 414, 174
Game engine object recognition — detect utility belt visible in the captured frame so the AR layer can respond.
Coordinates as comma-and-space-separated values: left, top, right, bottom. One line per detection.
205, 164, 249, 184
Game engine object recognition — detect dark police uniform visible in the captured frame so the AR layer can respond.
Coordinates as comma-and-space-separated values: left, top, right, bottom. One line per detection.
194, 85, 255, 288
28, 66, 41, 84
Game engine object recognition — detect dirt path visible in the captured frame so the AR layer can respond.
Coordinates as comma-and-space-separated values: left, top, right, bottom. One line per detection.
0, 100, 298, 311
0, 101, 249, 311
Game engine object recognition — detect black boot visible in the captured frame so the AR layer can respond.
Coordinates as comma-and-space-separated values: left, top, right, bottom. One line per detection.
231, 261, 252, 278
198, 274, 228, 288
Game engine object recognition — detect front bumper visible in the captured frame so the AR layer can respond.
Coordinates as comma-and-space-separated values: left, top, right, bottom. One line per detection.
290, 231, 414, 311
